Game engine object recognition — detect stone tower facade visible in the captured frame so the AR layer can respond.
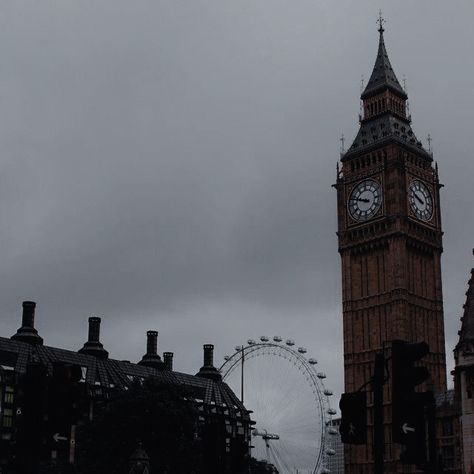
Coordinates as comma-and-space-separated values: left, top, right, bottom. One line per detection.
335, 22, 447, 473
453, 262, 474, 474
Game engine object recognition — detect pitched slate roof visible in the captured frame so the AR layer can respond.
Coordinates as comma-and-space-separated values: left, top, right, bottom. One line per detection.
456, 268, 474, 348
342, 111, 430, 161
0, 336, 248, 415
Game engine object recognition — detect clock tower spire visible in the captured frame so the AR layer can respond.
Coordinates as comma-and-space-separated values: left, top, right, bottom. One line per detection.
335, 19, 447, 473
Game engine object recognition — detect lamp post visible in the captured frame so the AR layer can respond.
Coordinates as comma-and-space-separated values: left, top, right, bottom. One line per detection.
128, 442, 150, 474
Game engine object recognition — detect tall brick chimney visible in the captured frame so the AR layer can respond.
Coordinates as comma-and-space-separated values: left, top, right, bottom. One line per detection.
138, 331, 164, 370
196, 344, 221, 381
163, 352, 174, 371
11, 301, 43, 345
78, 317, 109, 359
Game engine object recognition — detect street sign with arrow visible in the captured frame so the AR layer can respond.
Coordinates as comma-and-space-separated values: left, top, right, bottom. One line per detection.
53, 433, 68, 443
401, 423, 415, 435
395, 393, 427, 464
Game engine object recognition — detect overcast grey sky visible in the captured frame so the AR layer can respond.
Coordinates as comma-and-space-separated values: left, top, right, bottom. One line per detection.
0, 1, 473, 407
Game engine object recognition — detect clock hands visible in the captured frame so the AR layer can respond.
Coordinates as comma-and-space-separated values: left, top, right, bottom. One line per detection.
414, 192, 425, 206
350, 197, 370, 203
349, 179, 382, 221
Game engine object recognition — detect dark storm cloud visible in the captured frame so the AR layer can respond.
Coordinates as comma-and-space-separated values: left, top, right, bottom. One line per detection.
0, 1, 473, 405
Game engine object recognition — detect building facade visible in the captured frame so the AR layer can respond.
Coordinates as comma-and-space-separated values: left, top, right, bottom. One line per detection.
327, 418, 344, 474
454, 263, 474, 474
435, 389, 462, 473
335, 20, 447, 473
0, 301, 253, 473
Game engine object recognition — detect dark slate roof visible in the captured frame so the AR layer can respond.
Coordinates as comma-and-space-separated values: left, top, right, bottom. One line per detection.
342, 112, 431, 161
456, 268, 474, 347
361, 28, 407, 100
0, 337, 248, 414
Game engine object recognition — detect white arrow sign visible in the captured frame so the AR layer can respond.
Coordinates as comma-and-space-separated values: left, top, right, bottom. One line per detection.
53, 433, 68, 443
402, 423, 415, 434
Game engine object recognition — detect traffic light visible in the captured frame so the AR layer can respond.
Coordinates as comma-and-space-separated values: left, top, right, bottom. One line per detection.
15, 362, 48, 473
391, 340, 430, 464
339, 391, 367, 444
47, 363, 82, 453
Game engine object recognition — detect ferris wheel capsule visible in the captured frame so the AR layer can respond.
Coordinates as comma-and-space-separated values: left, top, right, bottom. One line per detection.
308, 358, 318, 365
273, 336, 282, 342
326, 448, 336, 456
327, 408, 337, 415
297, 347, 307, 354
324, 389, 333, 396
317, 372, 327, 379
235, 345, 242, 352
247, 339, 256, 345
327, 428, 338, 435
321, 469, 331, 474
260, 336, 269, 342
224, 355, 230, 361
286, 339, 295, 346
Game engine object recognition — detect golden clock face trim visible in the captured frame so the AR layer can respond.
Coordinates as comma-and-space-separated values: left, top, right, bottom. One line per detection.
348, 179, 383, 222
408, 180, 433, 222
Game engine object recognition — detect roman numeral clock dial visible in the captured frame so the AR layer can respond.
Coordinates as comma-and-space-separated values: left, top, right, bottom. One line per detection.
348, 179, 383, 222
408, 180, 433, 221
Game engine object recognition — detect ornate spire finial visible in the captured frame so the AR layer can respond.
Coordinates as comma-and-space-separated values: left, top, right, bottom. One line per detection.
340, 133, 345, 155
378, 10, 386, 34
427, 134, 433, 154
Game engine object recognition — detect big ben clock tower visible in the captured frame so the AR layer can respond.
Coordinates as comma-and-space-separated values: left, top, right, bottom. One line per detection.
335, 18, 447, 473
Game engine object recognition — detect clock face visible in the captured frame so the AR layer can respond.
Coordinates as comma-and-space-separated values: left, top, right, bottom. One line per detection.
408, 180, 433, 221
348, 179, 383, 222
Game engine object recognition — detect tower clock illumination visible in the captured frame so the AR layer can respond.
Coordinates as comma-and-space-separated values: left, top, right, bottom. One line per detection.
348, 179, 382, 222
408, 180, 433, 221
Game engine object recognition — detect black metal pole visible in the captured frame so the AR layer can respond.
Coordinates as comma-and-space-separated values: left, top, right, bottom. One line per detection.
241, 346, 245, 404
374, 352, 385, 474
426, 391, 438, 474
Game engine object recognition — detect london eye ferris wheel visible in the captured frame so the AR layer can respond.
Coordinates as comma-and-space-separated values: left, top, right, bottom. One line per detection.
220, 336, 337, 474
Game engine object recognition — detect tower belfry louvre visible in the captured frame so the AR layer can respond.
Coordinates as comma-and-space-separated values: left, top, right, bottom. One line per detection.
335, 18, 447, 473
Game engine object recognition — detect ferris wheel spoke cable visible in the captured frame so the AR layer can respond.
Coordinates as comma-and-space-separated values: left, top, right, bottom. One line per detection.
269, 382, 313, 429
268, 443, 284, 472
267, 356, 303, 418
271, 442, 292, 473
279, 423, 320, 437
249, 353, 295, 426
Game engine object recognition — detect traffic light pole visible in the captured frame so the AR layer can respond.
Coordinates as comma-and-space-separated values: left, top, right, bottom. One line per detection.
373, 352, 385, 474
425, 391, 439, 474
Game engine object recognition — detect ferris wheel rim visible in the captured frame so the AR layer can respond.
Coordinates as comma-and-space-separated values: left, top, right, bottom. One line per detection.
219, 340, 334, 474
